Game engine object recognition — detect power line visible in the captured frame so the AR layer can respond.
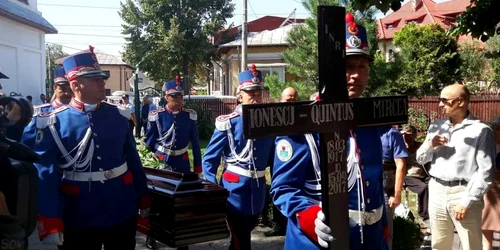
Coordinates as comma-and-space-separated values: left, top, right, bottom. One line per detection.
39, 3, 120, 9
50, 33, 128, 38
53, 24, 122, 27
248, 0, 259, 19
39, 3, 310, 15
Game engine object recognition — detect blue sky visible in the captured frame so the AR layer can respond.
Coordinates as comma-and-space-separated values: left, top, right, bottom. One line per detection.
39, 0, 396, 57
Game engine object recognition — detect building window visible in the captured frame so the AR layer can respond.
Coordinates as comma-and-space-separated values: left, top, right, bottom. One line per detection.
386, 24, 394, 29
258, 67, 286, 82
388, 49, 394, 61
103, 70, 111, 78
105, 89, 111, 96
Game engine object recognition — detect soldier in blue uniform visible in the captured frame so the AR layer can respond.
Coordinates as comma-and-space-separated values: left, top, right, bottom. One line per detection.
33, 67, 73, 116
270, 14, 390, 250
145, 76, 201, 175
202, 64, 275, 250
21, 45, 150, 250
23, 67, 73, 148
144, 76, 201, 250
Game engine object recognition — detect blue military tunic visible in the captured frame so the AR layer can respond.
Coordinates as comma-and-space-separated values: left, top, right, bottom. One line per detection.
23, 101, 65, 149
271, 128, 388, 250
33, 100, 65, 116
21, 99, 150, 230
202, 108, 275, 215
145, 107, 202, 173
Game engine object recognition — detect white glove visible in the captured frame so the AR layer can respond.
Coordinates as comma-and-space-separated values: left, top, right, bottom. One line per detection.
315, 203, 334, 248
42, 232, 64, 245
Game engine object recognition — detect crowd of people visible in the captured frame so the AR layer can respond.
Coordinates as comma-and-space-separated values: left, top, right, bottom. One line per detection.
0, 11, 499, 250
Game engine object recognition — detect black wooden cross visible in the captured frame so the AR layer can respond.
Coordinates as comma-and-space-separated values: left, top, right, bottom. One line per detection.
241, 6, 408, 250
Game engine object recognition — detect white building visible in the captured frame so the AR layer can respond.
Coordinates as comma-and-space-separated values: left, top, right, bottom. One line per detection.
0, 0, 57, 101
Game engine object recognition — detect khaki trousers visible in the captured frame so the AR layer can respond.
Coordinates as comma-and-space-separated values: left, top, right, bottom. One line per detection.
429, 178, 484, 250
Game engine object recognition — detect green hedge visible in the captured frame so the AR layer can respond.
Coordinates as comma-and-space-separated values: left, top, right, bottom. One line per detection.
183, 102, 216, 141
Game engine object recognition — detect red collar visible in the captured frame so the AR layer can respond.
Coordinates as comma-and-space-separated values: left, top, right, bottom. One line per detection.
70, 99, 84, 111
52, 100, 63, 109
69, 99, 100, 112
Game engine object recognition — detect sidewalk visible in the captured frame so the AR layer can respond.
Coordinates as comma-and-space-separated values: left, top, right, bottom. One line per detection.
27, 227, 285, 250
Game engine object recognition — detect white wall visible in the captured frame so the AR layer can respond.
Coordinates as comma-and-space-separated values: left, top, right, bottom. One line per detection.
378, 40, 397, 62
0, 15, 46, 102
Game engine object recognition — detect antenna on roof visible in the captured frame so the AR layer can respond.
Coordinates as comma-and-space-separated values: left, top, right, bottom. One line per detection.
279, 8, 297, 28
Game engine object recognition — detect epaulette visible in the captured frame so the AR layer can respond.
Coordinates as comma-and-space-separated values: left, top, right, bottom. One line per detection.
35, 106, 68, 129
215, 112, 239, 131
102, 102, 131, 119
32, 103, 51, 117
148, 108, 165, 122
183, 108, 197, 121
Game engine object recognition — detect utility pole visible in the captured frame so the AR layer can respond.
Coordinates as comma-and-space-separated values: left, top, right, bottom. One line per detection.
241, 0, 248, 71
133, 71, 141, 138
46, 44, 52, 96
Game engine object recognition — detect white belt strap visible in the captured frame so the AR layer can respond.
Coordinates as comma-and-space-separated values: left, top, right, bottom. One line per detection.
348, 205, 384, 226
226, 165, 265, 178
63, 162, 128, 182
154, 144, 188, 156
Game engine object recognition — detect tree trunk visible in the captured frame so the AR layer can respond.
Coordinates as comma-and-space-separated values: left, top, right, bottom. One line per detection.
183, 55, 189, 96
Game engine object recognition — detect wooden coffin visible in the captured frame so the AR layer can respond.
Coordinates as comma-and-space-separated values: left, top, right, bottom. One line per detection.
137, 168, 230, 248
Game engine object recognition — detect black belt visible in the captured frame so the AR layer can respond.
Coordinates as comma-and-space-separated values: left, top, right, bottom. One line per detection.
432, 177, 468, 187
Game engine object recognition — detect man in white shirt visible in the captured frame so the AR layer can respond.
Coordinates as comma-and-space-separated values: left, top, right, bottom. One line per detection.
416, 84, 496, 250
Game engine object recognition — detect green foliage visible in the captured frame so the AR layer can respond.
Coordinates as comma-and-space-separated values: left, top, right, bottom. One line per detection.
485, 35, 500, 88
136, 139, 162, 169
458, 41, 487, 93
119, 0, 234, 83
265, 74, 316, 101
408, 108, 436, 141
393, 24, 461, 96
365, 53, 403, 96
284, 0, 378, 87
452, 0, 500, 42
46, 44, 68, 75
392, 216, 423, 250
183, 102, 215, 141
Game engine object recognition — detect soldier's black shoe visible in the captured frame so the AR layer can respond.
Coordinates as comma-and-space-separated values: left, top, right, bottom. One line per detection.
146, 236, 157, 249
264, 227, 286, 237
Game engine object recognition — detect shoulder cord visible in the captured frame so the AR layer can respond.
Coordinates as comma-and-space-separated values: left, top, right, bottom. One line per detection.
225, 128, 252, 164
156, 121, 176, 163
348, 130, 366, 245
305, 134, 321, 182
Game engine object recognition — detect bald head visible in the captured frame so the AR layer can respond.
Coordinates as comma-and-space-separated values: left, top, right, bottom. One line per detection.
442, 84, 470, 103
280, 87, 298, 103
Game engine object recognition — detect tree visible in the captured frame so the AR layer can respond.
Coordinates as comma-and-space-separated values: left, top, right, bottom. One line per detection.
392, 23, 461, 96
265, 75, 316, 101
452, 0, 500, 42
484, 35, 500, 90
45, 43, 68, 74
364, 53, 403, 96
284, 0, 378, 87
119, 0, 234, 91
457, 41, 486, 92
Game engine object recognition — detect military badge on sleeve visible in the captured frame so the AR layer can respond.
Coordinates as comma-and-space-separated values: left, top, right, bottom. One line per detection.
35, 130, 44, 144
276, 139, 293, 162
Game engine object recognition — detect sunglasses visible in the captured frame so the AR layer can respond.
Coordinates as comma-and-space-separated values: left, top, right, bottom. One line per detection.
438, 97, 461, 103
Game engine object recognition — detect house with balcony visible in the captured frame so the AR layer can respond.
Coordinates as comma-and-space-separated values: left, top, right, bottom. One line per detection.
0, 0, 57, 99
